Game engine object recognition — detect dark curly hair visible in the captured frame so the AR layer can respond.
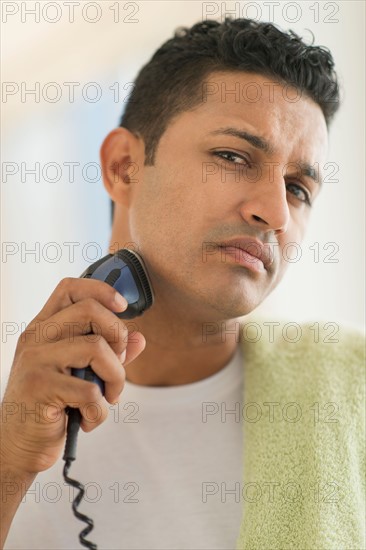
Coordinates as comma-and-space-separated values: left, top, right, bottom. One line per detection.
119, 18, 340, 167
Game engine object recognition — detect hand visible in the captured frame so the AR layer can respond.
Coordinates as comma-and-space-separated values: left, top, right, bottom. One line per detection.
0, 277, 146, 476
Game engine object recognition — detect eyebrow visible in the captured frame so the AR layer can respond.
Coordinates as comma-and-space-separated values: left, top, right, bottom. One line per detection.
209, 127, 275, 155
209, 126, 323, 188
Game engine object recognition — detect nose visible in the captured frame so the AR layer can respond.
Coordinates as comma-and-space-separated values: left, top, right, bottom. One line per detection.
239, 172, 290, 236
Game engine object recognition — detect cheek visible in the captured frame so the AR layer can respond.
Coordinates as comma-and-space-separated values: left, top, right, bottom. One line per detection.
128, 174, 197, 256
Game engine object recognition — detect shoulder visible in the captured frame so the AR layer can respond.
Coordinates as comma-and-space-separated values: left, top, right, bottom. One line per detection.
238, 317, 365, 392
239, 316, 364, 357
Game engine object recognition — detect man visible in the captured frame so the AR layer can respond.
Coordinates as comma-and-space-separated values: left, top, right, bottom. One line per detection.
1, 18, 364, 550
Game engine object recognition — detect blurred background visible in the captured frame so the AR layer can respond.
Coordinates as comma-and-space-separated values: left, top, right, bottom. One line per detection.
1, 1, 365, 391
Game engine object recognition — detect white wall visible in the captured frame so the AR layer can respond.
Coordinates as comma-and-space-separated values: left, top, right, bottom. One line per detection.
1, 1, 365, 391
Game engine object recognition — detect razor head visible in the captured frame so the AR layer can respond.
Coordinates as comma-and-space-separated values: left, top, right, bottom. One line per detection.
80, 248, 154, 319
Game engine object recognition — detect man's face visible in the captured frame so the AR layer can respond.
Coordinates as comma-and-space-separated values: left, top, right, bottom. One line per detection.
127, 71, 328, 320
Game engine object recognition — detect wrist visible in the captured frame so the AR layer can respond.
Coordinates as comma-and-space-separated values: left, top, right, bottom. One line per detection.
0, 447, 37, 487
0, 456, 37, 548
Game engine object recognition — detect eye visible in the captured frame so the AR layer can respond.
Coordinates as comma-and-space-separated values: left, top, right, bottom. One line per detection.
286, 182, 312, 206
212, 150, 251, 166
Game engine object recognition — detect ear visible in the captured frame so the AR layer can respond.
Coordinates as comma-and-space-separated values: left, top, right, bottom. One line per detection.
100, 127, 144, 208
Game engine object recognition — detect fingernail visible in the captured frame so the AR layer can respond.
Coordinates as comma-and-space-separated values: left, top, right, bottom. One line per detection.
114, 292, 128, 310
119, 350, 127, 364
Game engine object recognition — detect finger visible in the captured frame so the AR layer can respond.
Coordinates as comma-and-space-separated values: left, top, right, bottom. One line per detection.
123, 331, 146, 366
30, 277, 128, 323
23, 298, 129, 358
7, 362, 109, 432
19, 337, 126, 405
35, 371, 110, 432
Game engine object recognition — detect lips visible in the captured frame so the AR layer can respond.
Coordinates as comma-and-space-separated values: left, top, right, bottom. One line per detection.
218, 238, 274, 271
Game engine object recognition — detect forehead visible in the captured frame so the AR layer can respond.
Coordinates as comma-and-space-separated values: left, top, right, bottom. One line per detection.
163, 71, 328, 164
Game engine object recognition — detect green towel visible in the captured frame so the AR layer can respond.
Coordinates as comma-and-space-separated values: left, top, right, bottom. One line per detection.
236, 320, 365, 550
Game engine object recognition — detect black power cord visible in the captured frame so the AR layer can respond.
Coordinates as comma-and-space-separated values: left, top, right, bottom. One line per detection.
63, 373, 98, 549
63, 456, 96, 550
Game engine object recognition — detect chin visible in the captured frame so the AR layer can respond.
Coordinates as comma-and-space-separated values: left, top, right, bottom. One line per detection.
201, 290, 264, 321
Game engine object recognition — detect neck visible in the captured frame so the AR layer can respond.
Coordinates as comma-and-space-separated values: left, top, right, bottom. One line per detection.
124, 305, 241, 386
